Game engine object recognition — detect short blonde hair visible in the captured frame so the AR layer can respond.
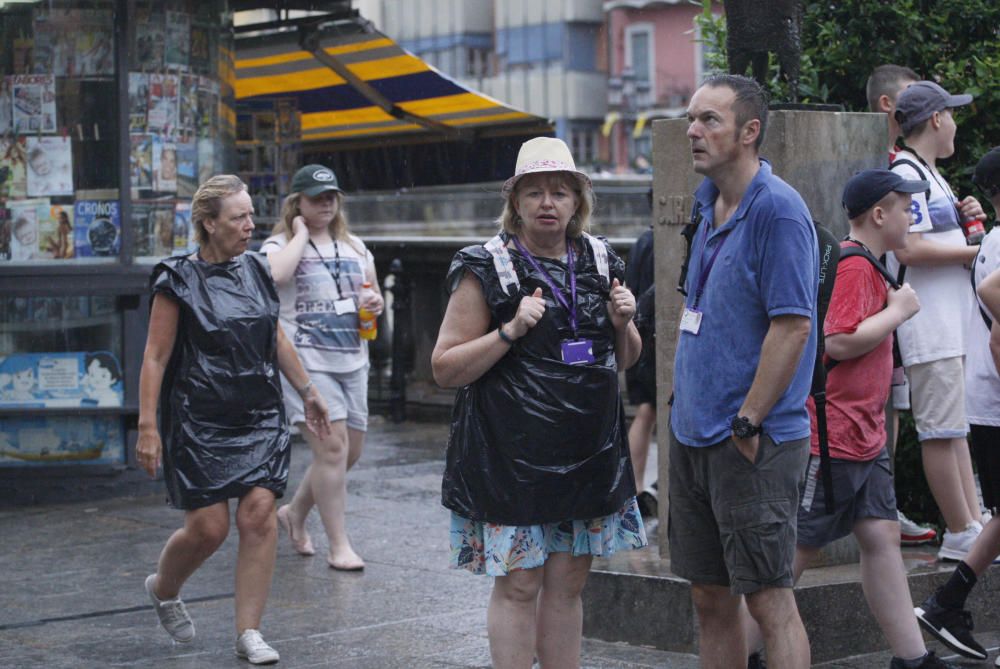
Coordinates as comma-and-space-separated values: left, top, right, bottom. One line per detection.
272, 191, 350, 242
497, 172, 594, 238
191, 175, 247, 245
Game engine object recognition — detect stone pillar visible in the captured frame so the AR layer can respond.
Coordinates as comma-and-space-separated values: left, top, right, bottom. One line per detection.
652, 110, 887, 558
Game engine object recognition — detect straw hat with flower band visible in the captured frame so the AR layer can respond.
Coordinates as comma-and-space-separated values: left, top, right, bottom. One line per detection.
501, 137, 592, 197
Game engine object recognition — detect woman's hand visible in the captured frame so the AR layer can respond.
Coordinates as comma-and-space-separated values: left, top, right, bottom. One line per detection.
505, 287, 546, 339
291, 215, 308, 237
606, 278, 636, 330
361, 289, 385, 317
136, 427, 162, 477
302, 387, 331, 438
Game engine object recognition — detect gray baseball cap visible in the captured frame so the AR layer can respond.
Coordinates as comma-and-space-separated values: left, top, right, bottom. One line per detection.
895, 81, 973, 135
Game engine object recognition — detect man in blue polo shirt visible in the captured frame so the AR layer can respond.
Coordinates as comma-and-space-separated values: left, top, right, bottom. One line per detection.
668, 74, 818, 668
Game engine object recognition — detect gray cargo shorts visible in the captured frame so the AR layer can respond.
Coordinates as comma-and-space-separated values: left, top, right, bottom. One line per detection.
668, 429, 809, 595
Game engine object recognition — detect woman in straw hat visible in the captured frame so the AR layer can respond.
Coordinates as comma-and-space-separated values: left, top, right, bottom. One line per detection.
432, 137, 647, 667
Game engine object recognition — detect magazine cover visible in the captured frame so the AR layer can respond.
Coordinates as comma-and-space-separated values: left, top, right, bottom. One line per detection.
165, 10, 190, 71
11, 74, 56, 134
197, 137, 215, 183
178, 74, 198, 132
196, 76, 219, 137
129, 134, 153, 190
0, 137, 28, 199
128, 72, 148, 132
189, 22, 213, 74
73, 197, 120, 257
25, 136, 73, 197
152, 137, 177, 192
174, 201, 194, 254
133, 6, 165, 71
7, 198, 48, 261
175, 137, 197, 197
132, 200, 173, 258
147, 73, 179, 134
0, 78, 11, 134
33, 9, 113, 77
38, 203, 74, 259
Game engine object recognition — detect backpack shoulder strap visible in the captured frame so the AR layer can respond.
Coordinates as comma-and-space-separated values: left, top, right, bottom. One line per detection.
887, 157, 928, 285
970, 248, 994, 330
838, 245, 901, 290
812, 222, 841, 515
677, 207, 703, 296
483, 234, 520, 296
582, 232, 610, 283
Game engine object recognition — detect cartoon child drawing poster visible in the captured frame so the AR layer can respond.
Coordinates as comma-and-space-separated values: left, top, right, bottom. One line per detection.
25, 136, 73, 197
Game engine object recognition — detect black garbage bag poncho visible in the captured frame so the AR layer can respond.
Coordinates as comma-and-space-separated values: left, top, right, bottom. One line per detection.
151, 252, 290, 510
441, 237, 637, 526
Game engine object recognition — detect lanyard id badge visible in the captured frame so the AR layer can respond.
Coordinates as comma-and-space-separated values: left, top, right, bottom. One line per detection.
561, 339, 595, 365
333, 298, 356, 315
679, 308, 702, 334
681, 224, 729, 336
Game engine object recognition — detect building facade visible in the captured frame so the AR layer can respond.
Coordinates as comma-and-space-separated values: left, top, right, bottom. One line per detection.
603, 0, 719, 172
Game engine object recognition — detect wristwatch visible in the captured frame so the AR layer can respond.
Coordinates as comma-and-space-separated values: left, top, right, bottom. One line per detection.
731, 415, 762, 439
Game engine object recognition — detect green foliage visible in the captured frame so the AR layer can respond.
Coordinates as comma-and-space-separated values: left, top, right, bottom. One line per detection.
695, 0, 1000, 206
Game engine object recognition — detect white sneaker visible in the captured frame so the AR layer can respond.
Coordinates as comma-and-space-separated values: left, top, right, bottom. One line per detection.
236, 629, 279, 664
145, 574, 195, 642
938, 523, 982, 561
898, 509, 937, 545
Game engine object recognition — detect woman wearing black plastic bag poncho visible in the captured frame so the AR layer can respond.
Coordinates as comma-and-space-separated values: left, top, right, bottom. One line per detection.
432, 138, 647, 668
135, 175, 330, 665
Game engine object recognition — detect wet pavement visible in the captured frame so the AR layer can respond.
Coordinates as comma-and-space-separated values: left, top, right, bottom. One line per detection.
0, 418, 996, 668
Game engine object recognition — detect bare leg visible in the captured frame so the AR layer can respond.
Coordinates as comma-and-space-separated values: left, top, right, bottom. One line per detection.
234, 487, 278, 635
745, 545, 816, 656
346, 426, 366, 470
954, 438, 983, 523
853, 518, 926, 660
691, 583, 747, 668
536, 553, 593, 668
745, 587, 810, 669
153, 501, 230, 599
488, 566, 544, 669
922, 438, 975, 532
296, 420, 363, 569
627, 402, 656, 487
965, 516, 1000, 575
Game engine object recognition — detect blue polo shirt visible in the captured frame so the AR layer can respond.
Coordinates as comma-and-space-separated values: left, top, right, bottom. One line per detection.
670, 160, 818, 447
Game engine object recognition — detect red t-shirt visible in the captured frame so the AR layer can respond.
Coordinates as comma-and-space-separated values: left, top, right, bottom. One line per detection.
807, 244, 893, 461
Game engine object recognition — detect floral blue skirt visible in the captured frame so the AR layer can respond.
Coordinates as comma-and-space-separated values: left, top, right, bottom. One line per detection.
449, 497, 648, 576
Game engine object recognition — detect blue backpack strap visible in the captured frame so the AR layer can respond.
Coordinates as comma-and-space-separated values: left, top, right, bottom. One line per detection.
483, 234, 520, 296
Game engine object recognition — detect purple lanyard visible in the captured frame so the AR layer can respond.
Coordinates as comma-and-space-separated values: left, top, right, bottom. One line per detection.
692, 225, 729, 309
512, 235, 579, 334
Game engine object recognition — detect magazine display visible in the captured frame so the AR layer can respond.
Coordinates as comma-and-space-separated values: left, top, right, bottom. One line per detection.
73, 197, 120, 257
11, 74, 56, 134
25, 136, 73, 197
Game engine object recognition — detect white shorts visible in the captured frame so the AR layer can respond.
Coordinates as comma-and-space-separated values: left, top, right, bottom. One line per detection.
907, 356, 967, 442
280, 364, 369, 432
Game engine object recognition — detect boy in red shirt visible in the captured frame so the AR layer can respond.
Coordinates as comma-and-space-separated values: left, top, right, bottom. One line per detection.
796, 170, 956, 669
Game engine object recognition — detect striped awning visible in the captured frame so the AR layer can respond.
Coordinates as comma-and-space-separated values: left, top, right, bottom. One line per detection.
235, 27, 551, 145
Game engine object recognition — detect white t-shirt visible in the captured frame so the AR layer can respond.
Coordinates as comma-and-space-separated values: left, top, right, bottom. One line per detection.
886, 150, 975, 366
967, 228, 1000, 427
261, 233, 374, 374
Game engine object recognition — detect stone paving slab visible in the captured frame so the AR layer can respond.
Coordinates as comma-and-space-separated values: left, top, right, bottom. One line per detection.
1, 417, 997, 667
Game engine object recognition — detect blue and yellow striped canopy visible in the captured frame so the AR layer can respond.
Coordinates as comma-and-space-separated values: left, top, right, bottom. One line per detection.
236, 29, 549, 144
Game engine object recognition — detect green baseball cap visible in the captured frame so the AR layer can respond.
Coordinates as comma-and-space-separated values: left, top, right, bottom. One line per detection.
291, 164, 342, 196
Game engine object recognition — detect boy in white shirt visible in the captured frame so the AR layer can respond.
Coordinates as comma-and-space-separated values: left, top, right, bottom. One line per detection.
888, 81, 987, 561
